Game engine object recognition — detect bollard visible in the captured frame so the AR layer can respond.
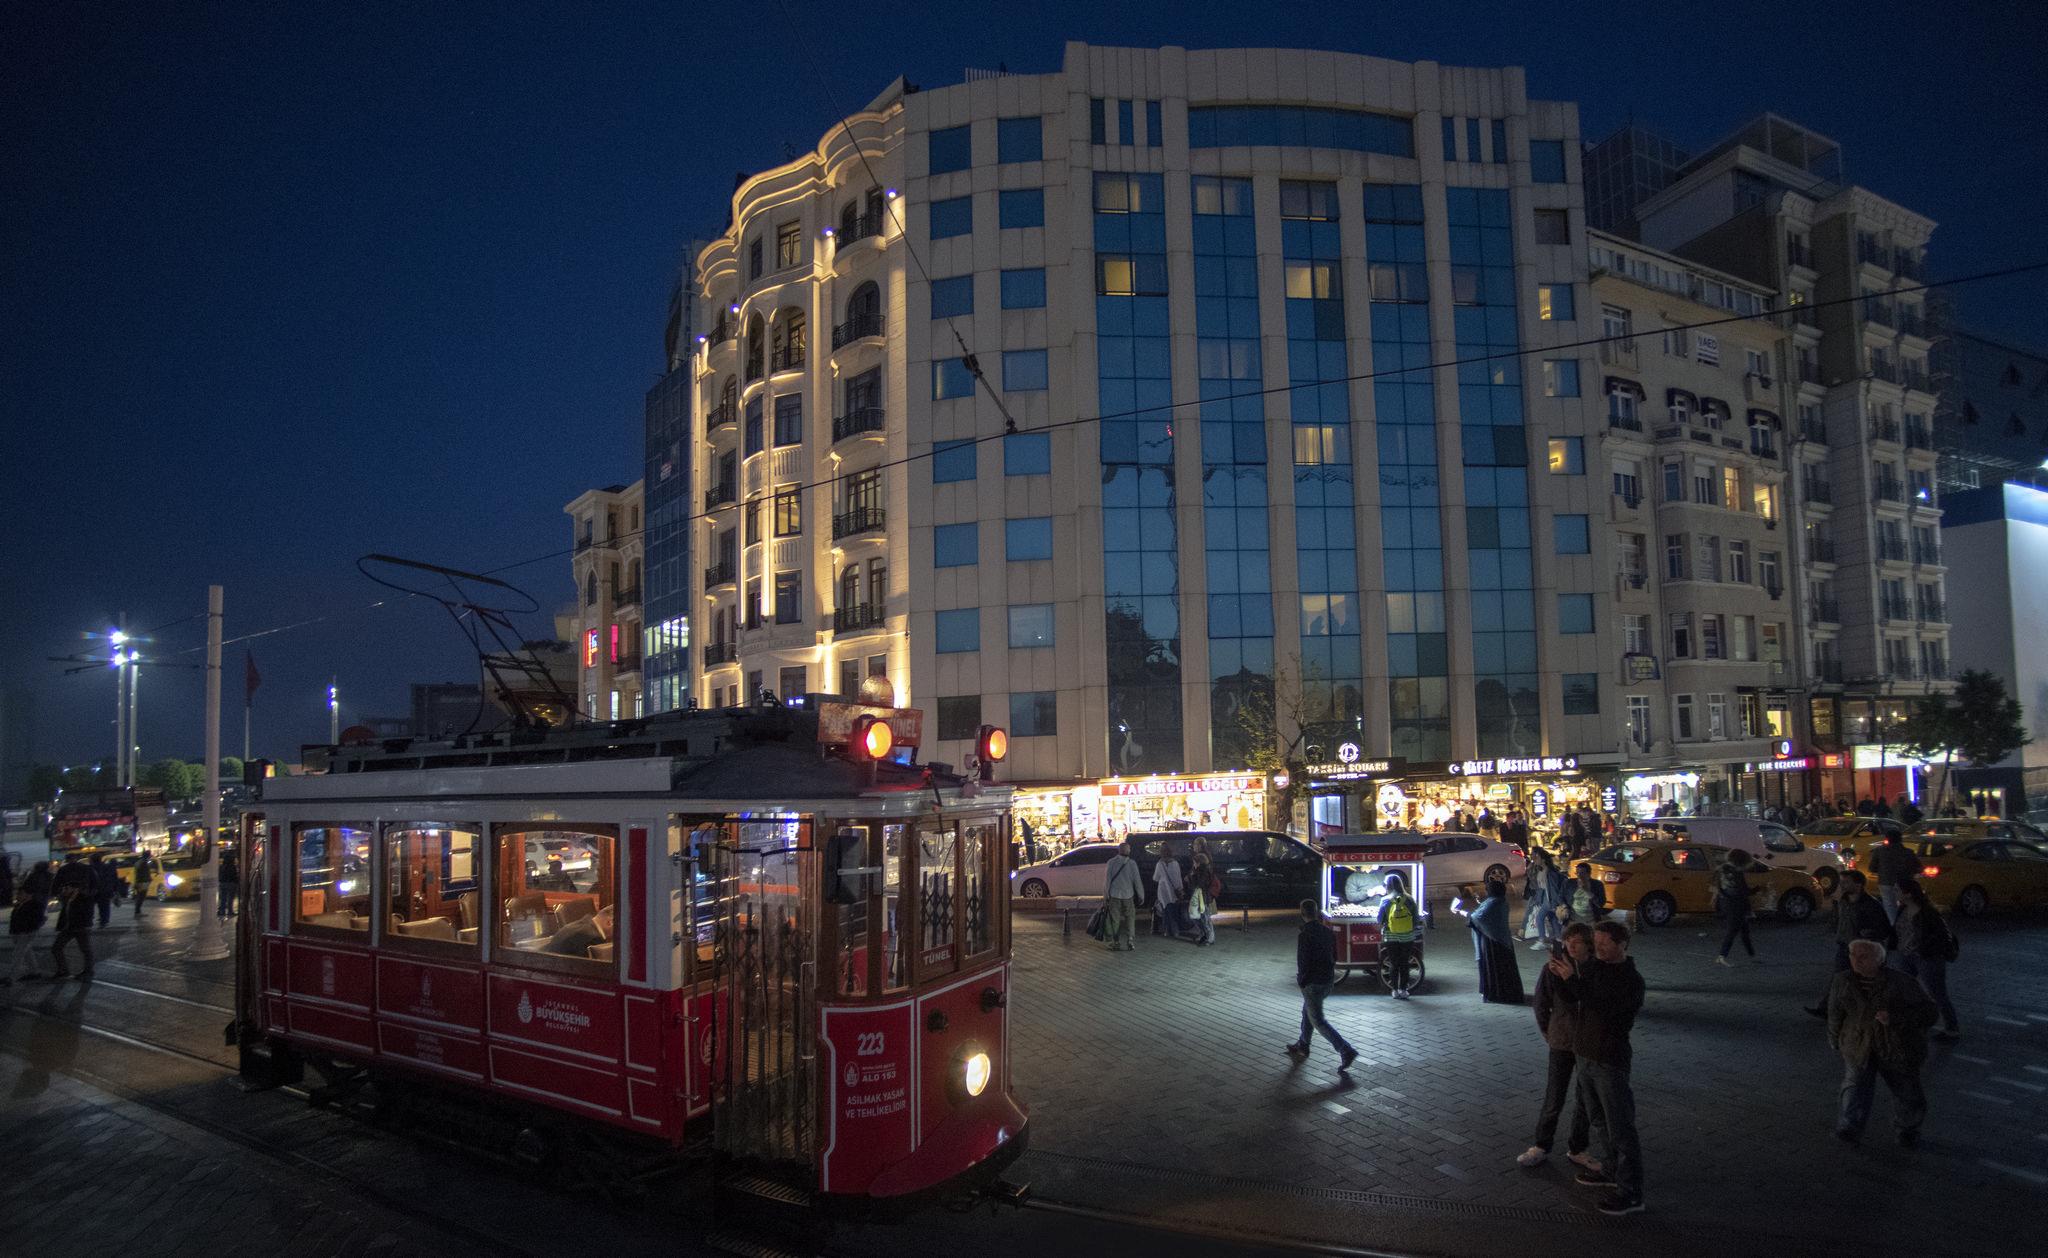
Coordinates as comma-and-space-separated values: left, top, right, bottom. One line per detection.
1062, 907, 1071, 939
1240, 906, 1250, 933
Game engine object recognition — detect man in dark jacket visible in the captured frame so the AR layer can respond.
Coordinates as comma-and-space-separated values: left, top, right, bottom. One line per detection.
50, 871, 95, 980
88, 852, 118, 928
1868, 833, 1917, 923
51, 853, 93, 901
1516, 922, 1606, 1171
1285, 899, 1358, 1072
1548, 920, 1646, 1216
1829, 939, 1936, 1145
1806, 871, 1894, 1018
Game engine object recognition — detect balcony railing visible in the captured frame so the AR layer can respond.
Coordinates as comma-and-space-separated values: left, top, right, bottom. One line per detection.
1807, 538, 1837, 564
831, 311, 883, 349
1880, 597, 1914, 622
1811, 598, 1841, 623
704, 481, 737, 511
575, 535, 593, 552
1750, 436, 1779, 461
1901, 370, 1932, 395
832, 406, 886, 442
1870, 359, 1900, 386
831, 604, 887, 634
614, 653, 642, 673
837, 210, 884, 247
1921, 660, 1949, 682
703, 561, 736, 589
1889, 660, 1921, 681
1873, 478, 1904, 503
770, 346, 806, 373
1870, 417, 1902, 444
1897, 312, 1926, 339
1857, 239, 1889, 268
1797, 360, 1823, 385
702, 641, 738, 667
616, 586, 642, 607
1895, 252, 1923, 281
1878, 539, 1909, 562
832, 505, 886, 540
1904, 422, 1931, 449
705, 400, 736, 433
1798, 418, 1827, 444
1617, 487, 1644, 509
1913, 543, 1943, 566
1865, 301, 1895, 329
1598, 341, 1638, 368
1608, 413, 1645, 433
708, 320, 736, 347
1918, 600, 1948, 623
1803, 478, 1834, 505
1815, 659, 1845, 684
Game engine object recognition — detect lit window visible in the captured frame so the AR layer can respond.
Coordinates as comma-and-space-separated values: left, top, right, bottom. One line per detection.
1537, 284, 1575, 320
1548, 437, 1584, 474
493, 827, 617, 974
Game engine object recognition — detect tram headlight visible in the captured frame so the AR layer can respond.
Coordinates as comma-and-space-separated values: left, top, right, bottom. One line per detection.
961, 1049, 992, 1099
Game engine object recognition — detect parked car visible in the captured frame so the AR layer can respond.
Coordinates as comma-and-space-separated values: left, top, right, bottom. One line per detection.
1913, 817, 2048, 846
1636, 816, 1846, 894
1795, 816, 1902, 853
1841, 836, 2048, 916
1011, 842, 1120, 899
155, 853, 206, 901
1416, 832, 1527, 900
1585, 840, 1819, 928
1130, 831, 1321, 908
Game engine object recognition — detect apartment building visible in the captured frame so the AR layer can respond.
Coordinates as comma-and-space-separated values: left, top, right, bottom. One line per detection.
565, 481, 645, 722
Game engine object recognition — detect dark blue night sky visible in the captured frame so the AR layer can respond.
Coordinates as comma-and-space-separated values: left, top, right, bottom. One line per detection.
4, 0, 2044, 765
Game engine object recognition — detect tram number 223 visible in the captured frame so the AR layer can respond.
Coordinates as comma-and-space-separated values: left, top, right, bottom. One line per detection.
856, 1032, 887, 1057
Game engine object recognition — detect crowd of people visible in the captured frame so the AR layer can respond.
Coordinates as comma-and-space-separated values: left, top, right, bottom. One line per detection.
1086, 838, 1226, 951
3, 849, 169, 988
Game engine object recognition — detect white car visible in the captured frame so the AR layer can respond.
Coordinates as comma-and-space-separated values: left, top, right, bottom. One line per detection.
1012, 843, 1121, 899
1419, 832, 1528, 900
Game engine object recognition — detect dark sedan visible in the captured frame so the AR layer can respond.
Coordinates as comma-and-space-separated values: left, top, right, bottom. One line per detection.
1127, 830, 1321, 907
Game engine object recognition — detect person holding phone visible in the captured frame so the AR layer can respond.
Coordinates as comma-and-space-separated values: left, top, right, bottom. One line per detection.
1516, 922, 1606, 1172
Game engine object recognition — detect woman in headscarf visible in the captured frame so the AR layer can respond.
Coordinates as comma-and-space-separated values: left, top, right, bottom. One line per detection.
1455, 878, 1525, 1003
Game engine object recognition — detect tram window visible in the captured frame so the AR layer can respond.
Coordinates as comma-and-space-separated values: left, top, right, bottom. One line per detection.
916, 823, 958, 977
961, 820, 998, 958
293, 824, 373, 932
494, 826, 618, 974
385, 825, 483, 951
830, 824, 872, 997
882, 824, 909, 992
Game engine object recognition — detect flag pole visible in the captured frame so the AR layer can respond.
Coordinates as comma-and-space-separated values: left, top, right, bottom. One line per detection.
190, 585, 229, 962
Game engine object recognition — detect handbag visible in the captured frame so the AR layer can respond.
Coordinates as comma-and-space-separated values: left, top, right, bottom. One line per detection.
1187, 887, 1208, 919
1084, 904, 1107, 940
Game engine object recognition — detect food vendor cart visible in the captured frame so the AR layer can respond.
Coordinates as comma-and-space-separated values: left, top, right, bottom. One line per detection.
1317, 833, 1429, 990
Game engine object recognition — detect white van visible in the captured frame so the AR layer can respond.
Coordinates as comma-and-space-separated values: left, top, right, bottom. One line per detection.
1636, 816, 1844, 892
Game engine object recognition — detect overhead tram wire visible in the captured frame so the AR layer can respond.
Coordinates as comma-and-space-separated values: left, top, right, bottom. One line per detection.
198, 257, 2048, 651
770, 0, 1023, 435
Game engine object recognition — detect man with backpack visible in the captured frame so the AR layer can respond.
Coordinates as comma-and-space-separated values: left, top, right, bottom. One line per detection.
1376, 872, 1422, 999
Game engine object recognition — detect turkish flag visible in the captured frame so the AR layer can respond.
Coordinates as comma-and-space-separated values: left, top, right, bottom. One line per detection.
245, 649, 261, 703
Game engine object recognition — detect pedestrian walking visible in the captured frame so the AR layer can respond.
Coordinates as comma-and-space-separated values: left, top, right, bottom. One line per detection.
1829, 939, 1936, 1146
1892, 877, 1960, 1040
1867, 832, 1917, 923
1516, 922, 1607, 1172
130, 851, 155, 918
1713, 850, 1762, 965
1457, 878, 1524, 1004
1376, 872, 1422, 998
50, 874, 95, 981
5, 886, 50, 988
1523, 849, 1565, 949
1184, 849, 1222, 946
0, 855, 14, 908
1501, 808, 1530, 854
52, 852, 92, 901
1152, 847, 1185, 939
1548, 920, 1647, 1215
1285, 899, 1359, 1072
88, 851, 118, 928
1806, 871, 1894, 1018
1565, 862, 1607, 927
1100, 841, 1142, 952
219, 847, 241, 918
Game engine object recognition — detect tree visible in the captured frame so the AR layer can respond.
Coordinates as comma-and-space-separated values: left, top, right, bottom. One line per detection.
220, 755, 244, 786
1895, 669, 2028, 809
21, 764, 64, 804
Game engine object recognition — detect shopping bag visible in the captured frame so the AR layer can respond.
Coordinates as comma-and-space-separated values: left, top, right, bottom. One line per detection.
1084, 904, 1108, 940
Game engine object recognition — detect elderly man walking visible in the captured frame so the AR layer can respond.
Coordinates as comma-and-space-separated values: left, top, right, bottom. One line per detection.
1101, 841, 1144, 952
1829, 938, 1937, 1146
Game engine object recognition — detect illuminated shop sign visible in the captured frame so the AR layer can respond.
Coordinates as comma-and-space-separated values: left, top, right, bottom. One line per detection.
1744, 757, 1813, 773
1445, 756, 1579, 777
1306, 744, 1404, 781
584, 629, 600, 668
1098, 774, 1264, 798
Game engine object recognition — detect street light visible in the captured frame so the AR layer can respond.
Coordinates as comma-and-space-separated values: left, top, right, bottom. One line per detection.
328, 679, 339, 744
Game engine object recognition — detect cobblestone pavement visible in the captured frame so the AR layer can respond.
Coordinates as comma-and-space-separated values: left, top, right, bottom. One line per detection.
1005, 903, 2048, 1256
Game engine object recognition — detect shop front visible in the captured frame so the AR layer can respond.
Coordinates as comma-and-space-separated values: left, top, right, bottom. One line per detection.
1303, 745, 1405, 836
1009, 772, 1272, 853
1367, 755, 1601, 835
1729, 746, 1816, 813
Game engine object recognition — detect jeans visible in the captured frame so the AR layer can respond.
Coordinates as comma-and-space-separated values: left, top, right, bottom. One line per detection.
1838, 1053, 1926, 1137
51, 927, 94, 975
95, 894, 113, 928
1193, 908, 1216, 944
219, 885, 240, 918
1533, 1047, 1604, 1153
1717, 906, 1754, 958
1295, 982, 1355, 1058
8, 933, 47, 983
1381, 940, 1419, 993
1155, 899, 1184, 938
134, 886, 146, 917
1103, 896, 1136, 950
1574, 1058, 1643, 1198
1878, 884, 1902, 924
1899, 953, 1959, 1031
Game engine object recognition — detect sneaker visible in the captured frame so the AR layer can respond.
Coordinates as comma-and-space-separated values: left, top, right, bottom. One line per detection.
1714, 956, 1731, 967
1284, 1042, 1309, 1057
1337, 1049, 1358, 1073
1565, 1151, 1603, 1174
1529, 941, 1550, 951
1597, 1193, 1646, 1217
1515, 1146, 1548, 1168
1392, 989, 1410, 1000
1574, 1169, 1617, 1187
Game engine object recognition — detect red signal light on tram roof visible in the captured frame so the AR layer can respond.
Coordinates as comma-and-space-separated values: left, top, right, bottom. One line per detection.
853, 715, 894, 762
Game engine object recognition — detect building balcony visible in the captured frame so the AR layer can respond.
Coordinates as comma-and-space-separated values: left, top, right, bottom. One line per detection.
702, 641, 738, 667
1869, 417, 1902, 444
1880, 597, 1914, 622
1888, 661, 1921, 682
1902, 370, 1933, 395
832, 505, 886, 541
1922, 661, 1949, 682
1904, 422, 1931, 449
707, 318, 737, 348
1857, 239, 1890, 270
1865, 301, 1895, 330
1895, 252, 1924, 281
1815, 659, 1845, 684
831, 312, 883, 349
703, 561, 736, 590
614, 653, 642, 674
616, 586, 642, 607
1873, 478, 1904, 503
576, 536, 593, 552
1615, 487, 1644, 510
1608, 413, 1645, 434
1806, 538, 1837, 564
770, 347, 806, 374
1878, 539, 1909, 563
1811, 598, 1841, 624
704, 481, 737, 511
1599, 342, 1638, 369
1897, 313, 1927, 339
836, 210, 884, 249
1918, 600, 1948, 624
831, 603, 887, 635
1803, 478, 1834, 505
1870, 359, 1901, 387
705, 400, 736, 435
1913, 543, 1943, 567
1798, 418, 1827, 445
832, 406, 886, 443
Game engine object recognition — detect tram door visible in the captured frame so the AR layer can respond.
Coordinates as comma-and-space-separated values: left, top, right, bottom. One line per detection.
709, 819, 816, 1165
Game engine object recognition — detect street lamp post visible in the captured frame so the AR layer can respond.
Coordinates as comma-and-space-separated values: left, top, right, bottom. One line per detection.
127, 650, 141, 787
189, 585, 229, 963
111, 621, 129, 787
328, 678, 339, 744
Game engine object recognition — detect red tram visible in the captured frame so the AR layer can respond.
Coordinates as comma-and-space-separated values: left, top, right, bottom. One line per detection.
230, 697, 1026, 1207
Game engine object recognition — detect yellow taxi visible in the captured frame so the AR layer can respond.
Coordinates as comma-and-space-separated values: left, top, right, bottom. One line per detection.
1843, 835, 2048, 917
1913, 817, 2048, 846
1794, 815, 1904, 854
154, 853, 206, 901
1584, 840, 1820, 928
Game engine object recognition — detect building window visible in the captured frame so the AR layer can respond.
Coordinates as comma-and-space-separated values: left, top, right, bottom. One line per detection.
996, 116, 1041, 164
744, 499, 762, 546
935, 609, 979, 654
1007, 603, 1055, 648
747, 236, 762, 279
1187, 104, 1414, 157
773, 571, 803, 624
936, 695, 982, 741
933, 357, 976, 399
1145, 100, 1163, 148
1628, 695, 1652, 746
934, 522, 978, 567
1537, 283, 1574, 320
1675, 694, 1696, 740
772, 485, 802, 537
775, 219, 801, 270
930, 196, 972, 239
1622, 613, 1650, 654
1701, 614, 1725, 659
1530, 139, 1567, 183
1002, 349, 1048, 391
1542, 359, 1581, 397
929, 124, 971, 175
1010, 691, 1058, 736
491, 826, 615, 971
1490, 119, 1507, 163
1003, 432, 1051, 475
772, 394, 802, 447
1089, 98, 1106, 145
778, 666, 806, 701
1670, 613, 1693, 658
999, 188, 1044, 229
1555, 515, 1590, 554
932, 438, 976, 483
1000, 268, 1046, 309
1707, 693, 1728, 740
1562, 672, 1599, 715
743, 395, 764, 454
1119, 99, 1133, 146
1548, 437, 1584, 474
1533, 209, 1569, 245
1005, 517, 1054, 561
930, 275, 973, 319
1558, 594, 1594, 634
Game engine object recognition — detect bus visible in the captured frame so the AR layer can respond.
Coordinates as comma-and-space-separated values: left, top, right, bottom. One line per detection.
48, 787, 170, 854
